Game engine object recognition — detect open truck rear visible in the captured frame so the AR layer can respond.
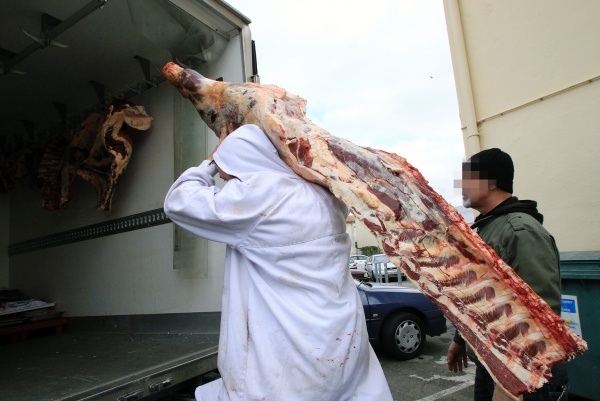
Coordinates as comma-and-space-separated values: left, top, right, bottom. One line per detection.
0, 1, 257, 399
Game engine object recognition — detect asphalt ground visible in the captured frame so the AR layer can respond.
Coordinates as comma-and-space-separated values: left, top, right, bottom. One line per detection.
375, 321, 474, 401
374, 279, 474, 401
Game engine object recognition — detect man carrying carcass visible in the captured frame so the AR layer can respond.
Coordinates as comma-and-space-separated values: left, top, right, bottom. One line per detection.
164, 124, 393, 401
447, 148, 568, 401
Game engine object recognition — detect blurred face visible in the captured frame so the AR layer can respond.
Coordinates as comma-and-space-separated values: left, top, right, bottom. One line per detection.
459, 170, 495, 209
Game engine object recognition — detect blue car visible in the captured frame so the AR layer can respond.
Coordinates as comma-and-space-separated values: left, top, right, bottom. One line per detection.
356, 280, 447, 360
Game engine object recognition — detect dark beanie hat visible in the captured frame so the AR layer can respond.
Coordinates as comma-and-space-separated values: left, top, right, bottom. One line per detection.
462, 148, 514, 193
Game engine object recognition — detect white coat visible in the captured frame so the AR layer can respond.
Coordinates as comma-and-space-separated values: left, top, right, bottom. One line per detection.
164, 125, 392, 401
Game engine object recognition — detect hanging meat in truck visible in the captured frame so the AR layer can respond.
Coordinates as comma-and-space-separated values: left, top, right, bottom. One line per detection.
38, 112, 106, 211
161, 61, 587, 397
76, 102, 153, 211
38, 102, 152, 212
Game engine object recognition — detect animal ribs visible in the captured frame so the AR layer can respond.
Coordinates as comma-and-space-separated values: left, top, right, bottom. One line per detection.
162, 62, 587, 397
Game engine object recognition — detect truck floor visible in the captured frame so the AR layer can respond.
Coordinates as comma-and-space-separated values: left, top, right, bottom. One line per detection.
0, 314, 220, 401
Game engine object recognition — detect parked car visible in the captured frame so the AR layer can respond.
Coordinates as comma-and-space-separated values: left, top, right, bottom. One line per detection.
356, 280, 446, 360
366, 254, 406, 282
349, 255, 369, 281
349, 254, 369, 269
350, 269, 369, 281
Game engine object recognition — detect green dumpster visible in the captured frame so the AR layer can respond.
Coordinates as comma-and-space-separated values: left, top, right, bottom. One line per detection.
560, 251, 600, 400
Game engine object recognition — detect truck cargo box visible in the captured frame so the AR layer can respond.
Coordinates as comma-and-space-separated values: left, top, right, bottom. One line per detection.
0, 1, 256, 399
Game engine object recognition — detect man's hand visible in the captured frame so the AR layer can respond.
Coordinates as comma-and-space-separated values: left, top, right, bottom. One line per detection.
492, 385, 521, 401
447, 340, 468, 372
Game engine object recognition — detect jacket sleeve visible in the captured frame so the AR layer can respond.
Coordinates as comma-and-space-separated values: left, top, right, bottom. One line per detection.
453, 330, 466, 346
163, 161, 262, 247
499, 214, 562, 314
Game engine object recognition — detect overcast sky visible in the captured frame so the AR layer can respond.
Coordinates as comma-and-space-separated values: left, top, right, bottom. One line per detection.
226, 0, 466, 207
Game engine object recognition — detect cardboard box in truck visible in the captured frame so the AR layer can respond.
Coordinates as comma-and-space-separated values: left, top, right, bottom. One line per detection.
0, 1, 257, 399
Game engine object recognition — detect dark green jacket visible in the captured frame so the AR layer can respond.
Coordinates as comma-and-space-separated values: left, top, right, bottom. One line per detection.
454, 197, 562, 355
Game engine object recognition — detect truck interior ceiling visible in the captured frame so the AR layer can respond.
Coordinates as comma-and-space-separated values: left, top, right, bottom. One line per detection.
0, 0, 228, 140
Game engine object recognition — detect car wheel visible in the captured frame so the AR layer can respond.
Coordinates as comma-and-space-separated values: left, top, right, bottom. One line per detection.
381, 312, 426, 360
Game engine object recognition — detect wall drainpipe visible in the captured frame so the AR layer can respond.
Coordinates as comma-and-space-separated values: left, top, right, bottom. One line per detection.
443, 0, 481, 158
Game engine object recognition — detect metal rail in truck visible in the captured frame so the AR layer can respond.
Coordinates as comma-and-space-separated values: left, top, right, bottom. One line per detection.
0, 1, 257, 399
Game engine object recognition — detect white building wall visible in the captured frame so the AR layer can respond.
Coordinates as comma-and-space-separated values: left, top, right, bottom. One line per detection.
445, 0, 600, 252
346, 219, 379, 255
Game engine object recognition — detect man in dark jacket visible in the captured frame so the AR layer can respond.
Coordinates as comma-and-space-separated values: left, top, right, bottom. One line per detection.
446, 148, 568, 401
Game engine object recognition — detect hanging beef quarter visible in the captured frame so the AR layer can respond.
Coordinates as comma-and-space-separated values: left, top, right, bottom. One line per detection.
69, 112, 107, 165
38, 133, 70, 211
37, 112, 106, 211
162, 62, 587, 397
77, 103, 152, 211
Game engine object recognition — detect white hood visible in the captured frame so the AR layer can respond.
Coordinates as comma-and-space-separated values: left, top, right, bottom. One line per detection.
213, 124, 297, 182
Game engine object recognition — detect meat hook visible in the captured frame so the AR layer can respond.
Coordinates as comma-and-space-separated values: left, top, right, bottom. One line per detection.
20, 27, 69, 48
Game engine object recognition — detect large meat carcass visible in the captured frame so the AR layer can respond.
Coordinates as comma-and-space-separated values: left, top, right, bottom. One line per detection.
77, 102, 153, 211
161, 62, 587, 397
37, 102, 153, 212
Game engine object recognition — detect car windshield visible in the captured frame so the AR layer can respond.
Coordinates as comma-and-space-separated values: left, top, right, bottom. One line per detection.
373, 255, 389, 264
